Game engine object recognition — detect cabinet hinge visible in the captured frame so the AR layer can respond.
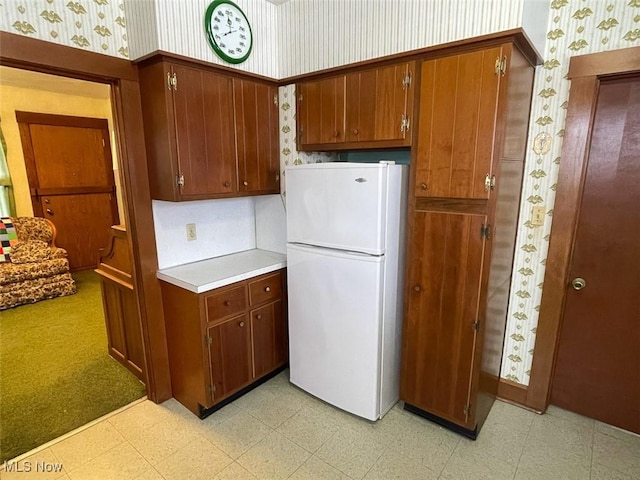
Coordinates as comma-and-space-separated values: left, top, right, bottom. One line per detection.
273, 94, 278, 106
102, 138, 106, 147
209, 384, 216, 396
176, 174, 185, 187
464, 404, 472, 418
402, 72, 412, 89
480, 224, 492, 240
484, 174, 496, 191
472, 320, 480, 331
400, 115, 410, 133
298, 93, 303, 102
494, 56, 507, 76
167, 72, 177, 90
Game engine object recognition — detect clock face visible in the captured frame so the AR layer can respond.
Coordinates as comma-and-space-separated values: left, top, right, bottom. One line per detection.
204, 0, 253, 64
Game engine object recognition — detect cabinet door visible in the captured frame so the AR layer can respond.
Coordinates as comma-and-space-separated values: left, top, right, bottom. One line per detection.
297, 76, 346, 146
346, 62, 413, 143
208, 314, 252, 401
401, 211, 487, 429
171, 63, 236, 198
414, 47, 503, 199
234, 79, 280, 193
250, 300, 287, 378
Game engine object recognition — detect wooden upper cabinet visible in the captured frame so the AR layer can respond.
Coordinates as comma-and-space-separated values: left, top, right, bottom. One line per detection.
297, 61, 416, 151
137, 56, 280, 201
414, 47, 504, 199
234, 79, 280, 194
297, 76, 346, 146
172, 63, 236, 198
346, 62, 414, 144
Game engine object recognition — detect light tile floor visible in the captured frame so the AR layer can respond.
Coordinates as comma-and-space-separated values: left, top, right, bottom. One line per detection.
3, 370, 639, 480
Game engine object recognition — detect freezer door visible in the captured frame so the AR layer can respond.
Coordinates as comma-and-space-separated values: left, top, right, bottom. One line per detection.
286, 163, 388, 254
287, 243, 384, 420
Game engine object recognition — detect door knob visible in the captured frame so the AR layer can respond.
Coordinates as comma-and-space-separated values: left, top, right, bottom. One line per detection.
571, 277, 586, 290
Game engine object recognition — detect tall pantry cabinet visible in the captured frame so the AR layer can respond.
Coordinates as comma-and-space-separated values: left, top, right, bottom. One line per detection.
401, 41, 536, 437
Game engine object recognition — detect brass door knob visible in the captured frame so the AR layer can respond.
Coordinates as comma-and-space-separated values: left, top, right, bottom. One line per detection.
571, 277, 586, 290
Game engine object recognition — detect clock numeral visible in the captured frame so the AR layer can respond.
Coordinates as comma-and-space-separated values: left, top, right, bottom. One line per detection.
225, 9, 232, 15
214, 16, 220, 22
217, 11, 224, 17
228, 49, 235, 55
240, 34, 246, 40
239, 42, 245, 47
215, 35, 220, 40
239, 26, 245, 32
213, 25, 219, 31
220, 42, 226, 48
236, 48, 242, 53
235, 17, 241, 22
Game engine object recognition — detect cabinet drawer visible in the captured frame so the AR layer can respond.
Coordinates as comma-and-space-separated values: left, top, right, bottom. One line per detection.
206, 284, 247, 322
249, 271, 282, 306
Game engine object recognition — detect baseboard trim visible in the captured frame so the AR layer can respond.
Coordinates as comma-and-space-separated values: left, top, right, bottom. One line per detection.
497, 378, 528, 405
403, 403, 478, 440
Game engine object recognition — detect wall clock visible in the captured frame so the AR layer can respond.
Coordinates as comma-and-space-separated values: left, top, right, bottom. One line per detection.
204, 0, 253, 65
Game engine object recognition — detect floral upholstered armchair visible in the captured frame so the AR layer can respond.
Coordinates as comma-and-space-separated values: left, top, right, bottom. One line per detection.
0, 216, 76, 310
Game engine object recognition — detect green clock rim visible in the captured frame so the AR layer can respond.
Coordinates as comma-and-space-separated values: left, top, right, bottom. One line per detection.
204, 0, 253, 65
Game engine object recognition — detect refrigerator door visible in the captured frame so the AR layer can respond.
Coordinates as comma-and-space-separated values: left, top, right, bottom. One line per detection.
287, 243, 384, 420
286, 163, 389, 255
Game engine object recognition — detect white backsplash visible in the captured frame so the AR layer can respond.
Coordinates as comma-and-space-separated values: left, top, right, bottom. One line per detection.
255, 194, 287, 255
153, 197, 256, 269
153, 195, 287, 270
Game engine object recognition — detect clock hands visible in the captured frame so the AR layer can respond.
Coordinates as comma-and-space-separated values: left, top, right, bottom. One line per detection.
221, 29, 237, 37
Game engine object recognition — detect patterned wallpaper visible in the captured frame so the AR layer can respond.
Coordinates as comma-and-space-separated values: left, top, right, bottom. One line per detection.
0, 0, 128, 58
500, 0, 640, 385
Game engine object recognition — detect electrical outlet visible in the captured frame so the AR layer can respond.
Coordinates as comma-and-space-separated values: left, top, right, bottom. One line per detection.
186, 223, 197, 241
531, 206, 546, 226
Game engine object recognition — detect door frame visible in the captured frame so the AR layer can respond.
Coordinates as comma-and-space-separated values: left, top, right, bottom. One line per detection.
0, 32, 172, 403
526, 46, 640, 412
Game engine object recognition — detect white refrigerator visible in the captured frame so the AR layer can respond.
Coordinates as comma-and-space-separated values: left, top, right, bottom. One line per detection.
286, 162, 408, 421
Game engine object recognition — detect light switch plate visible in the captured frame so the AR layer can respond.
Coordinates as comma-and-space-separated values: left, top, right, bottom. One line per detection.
531, 206, 546, 226
186, 223, 197, 241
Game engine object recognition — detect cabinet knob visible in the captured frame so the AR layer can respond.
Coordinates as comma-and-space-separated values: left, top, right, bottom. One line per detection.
256, 314, 262, 320
46, 208, 54, 215
243, 181, 249, 186
333, 130, 340, 138
414, 285, 421, 292
353, 129, 359, 135
419, 183, 427, 191
223, 181, 230, 188
239, 321, 245, 327
224, 300, 231, 306
264, 286, 271, 292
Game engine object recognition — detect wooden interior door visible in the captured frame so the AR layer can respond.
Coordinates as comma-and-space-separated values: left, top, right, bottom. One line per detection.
550, 76, 640, 434
234, 79, 280, 193
16, 112, 119, 271
401, 211, 487, 429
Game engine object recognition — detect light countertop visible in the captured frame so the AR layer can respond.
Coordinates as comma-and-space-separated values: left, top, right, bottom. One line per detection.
157, 248, 287, 294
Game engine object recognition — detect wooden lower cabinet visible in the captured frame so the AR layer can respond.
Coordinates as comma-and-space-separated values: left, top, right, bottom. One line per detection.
161, 269, 288, 417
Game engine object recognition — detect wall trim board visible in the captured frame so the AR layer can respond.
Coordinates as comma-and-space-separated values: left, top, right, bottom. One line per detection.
279, 29, 542, 85
0, 32, 137, 82
0, 32, 172, 404
525, 46, 640, 413
497, 378, 530, 407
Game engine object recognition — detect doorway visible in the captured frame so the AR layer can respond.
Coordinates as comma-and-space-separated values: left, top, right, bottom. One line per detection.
550, 75, 640, 434
0, 66, 146, 460
16, 111, 120, 270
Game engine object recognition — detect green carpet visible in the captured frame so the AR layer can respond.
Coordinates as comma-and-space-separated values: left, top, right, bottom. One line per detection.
0, 270, 146, 462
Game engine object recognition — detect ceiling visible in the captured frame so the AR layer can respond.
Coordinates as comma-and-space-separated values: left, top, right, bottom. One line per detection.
0, 66, 110, 99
